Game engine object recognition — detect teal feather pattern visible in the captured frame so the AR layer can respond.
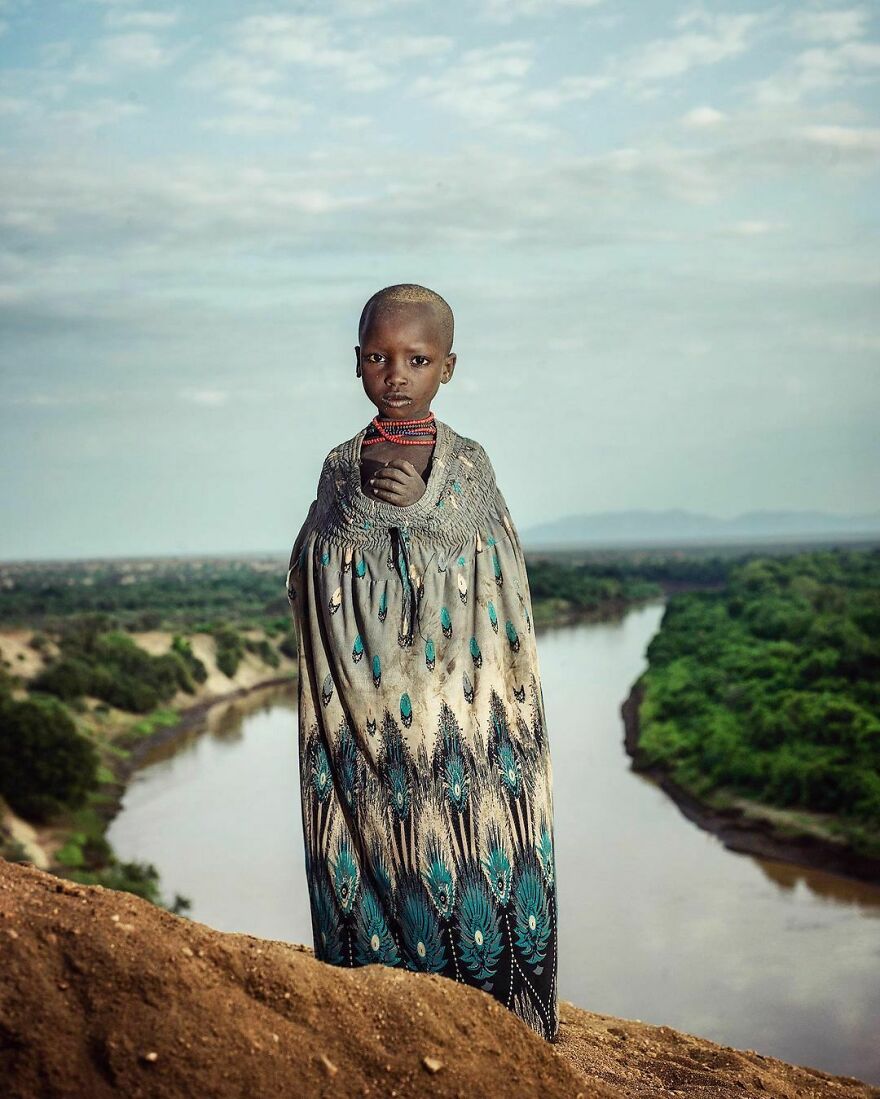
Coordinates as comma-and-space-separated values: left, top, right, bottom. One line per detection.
400, 692, 413, 728
497, 739, 521, 797
356, 556, 366, 578
337, 722, 361, 811
400, 881, 447, 972
506, 620, 520, 652
536, 822, 555, 887
488, 691, 522, 799
312, 874, 345, 966
440, 605, 452, 638
488, 600, 498, 633
470, 636, 482, 668
368, 837, 394, 907
512, 860, 551, 965
481, 821, 513, 907
378, 589, 388, 622
354, 885, 400, 966
443, 748, 470, 813
422, 835, 456, 920
331, 833, 360, 916
352, 634, 364, 663
372, 654, 381, 688
381, 711, 413, 822
456, 870, 504, 982
309, 740, 333, 803
492, 551, 503, 587
425, 637, 435, 670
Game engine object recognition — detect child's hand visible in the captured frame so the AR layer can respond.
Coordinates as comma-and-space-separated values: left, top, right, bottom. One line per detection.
369, 459, 427, 507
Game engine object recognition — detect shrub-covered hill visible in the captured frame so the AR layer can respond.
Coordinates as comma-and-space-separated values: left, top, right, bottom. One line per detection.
632, 548, 880, 858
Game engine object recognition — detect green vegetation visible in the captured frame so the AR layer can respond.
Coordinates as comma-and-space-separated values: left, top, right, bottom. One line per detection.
0, 692, 99, 821
31, 614, 208, 713
636, 548, 880, 857
525, 558, 662, 622
0, 558, 294, 631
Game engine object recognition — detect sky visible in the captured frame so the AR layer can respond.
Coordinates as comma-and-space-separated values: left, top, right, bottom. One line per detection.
1, 0, 878, 561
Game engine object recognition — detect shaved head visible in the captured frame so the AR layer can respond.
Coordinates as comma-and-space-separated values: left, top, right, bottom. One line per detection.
359, 284, 454, 355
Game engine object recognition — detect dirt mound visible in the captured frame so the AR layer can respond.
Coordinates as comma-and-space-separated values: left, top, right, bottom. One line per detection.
1, 858, 876, 1099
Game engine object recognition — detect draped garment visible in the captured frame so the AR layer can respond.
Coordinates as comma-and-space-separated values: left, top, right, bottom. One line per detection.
286, 417, 559, 1041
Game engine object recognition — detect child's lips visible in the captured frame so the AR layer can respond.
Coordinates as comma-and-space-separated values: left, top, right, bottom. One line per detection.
382, 394, 411, 404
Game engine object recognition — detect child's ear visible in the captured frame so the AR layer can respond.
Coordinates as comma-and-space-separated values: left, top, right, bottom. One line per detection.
442, 352, 456, 382
354, 345, 361, 377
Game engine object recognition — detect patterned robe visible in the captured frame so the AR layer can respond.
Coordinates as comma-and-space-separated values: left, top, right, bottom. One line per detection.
286, 417, 559, 1041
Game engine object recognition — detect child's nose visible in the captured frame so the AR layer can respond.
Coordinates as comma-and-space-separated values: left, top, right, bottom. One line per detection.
386, 357, 409, 381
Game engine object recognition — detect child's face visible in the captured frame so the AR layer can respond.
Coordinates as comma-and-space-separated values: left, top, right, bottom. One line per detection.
355, 302, 456, 420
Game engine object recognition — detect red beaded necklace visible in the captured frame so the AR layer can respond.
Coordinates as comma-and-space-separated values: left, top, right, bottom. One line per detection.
362, 411, 437, 447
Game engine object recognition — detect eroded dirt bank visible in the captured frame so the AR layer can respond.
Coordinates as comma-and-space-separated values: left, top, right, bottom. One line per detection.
2, 859, 876, 1099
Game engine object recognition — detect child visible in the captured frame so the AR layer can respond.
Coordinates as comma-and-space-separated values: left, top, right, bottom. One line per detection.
286, 283, 559, 1042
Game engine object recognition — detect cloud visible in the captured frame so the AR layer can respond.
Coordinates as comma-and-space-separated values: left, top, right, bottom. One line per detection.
799, 123, 880, 153
230, 14, 453, 94
412, 41, 544, 135
179, 388, 229, 407
791, 6, 870, 44
483, 0, 605, 19
751, 39, 880, 105
100, 32, 173, 68
105, 9, 179, 29
617, 11, 768, 87
726, 220, 783, 236
681, 105, 726, 128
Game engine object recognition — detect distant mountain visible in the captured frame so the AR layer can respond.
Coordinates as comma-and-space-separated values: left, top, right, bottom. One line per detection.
520, 509, 880, 549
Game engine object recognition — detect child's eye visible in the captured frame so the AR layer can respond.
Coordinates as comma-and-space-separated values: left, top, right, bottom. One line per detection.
365, 353, 384, 363
412, 356, 429, 366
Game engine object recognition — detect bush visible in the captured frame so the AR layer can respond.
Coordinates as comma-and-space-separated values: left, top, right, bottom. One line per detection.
0, 695, 98, 821
213, 626, 244, 678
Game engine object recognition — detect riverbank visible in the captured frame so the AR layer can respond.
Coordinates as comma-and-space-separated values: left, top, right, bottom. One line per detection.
621, 676, 880, 885
0, 627, 298, 880
4, 857, 877, 1098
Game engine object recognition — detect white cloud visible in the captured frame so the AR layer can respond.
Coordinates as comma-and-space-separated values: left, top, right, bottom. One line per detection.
799, 123, 880, 153
105, 9, 180, 29
726, 220, 783, 236
618, 12, 768, 86
179, 388, 229, 407
231, 14, 453, 94
483, 0, 605, 18
413, 42, 548, 137
54, 98, 145, 130
100, 32, 173, 68
751, 39, 880, 105
525, 74, 610, 110
791, 7, 870, 44
681, 105, 726, 128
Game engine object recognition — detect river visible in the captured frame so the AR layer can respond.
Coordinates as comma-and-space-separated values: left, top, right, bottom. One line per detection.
107, 600, 880, 1085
